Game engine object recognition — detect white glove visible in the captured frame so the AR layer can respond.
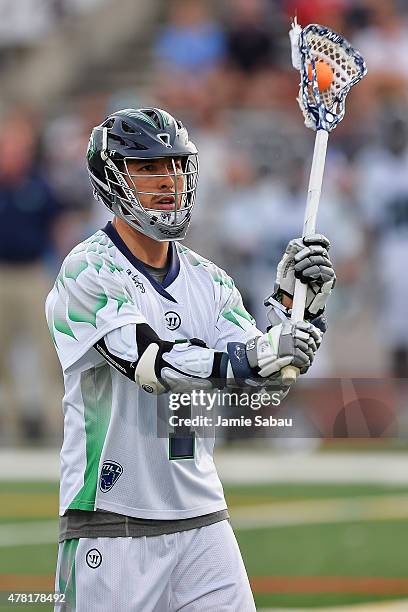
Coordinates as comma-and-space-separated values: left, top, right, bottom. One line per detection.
275, 234, 336, 318
227, 319, 322, 386
251, 320, 322, 377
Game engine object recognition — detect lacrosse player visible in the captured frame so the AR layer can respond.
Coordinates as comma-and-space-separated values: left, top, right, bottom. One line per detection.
46, 108, 335, 611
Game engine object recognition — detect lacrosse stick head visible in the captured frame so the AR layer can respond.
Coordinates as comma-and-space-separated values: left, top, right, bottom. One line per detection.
291, 22, 367, 132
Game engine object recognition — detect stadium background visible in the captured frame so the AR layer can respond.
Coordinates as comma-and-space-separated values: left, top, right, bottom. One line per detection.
0, 0, 408, 610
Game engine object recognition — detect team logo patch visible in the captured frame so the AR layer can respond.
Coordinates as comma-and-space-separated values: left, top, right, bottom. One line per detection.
99, 460, 123, 492
86, 549, 102, 569
165, 311, 181, 331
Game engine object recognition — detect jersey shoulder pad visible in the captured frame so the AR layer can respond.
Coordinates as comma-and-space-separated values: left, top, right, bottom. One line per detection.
56, 230, 127, 293
47, 231, 136, 356
176, 244, 235, 291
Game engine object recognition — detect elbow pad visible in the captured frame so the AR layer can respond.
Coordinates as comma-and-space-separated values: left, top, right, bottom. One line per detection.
94, 324, 227, 394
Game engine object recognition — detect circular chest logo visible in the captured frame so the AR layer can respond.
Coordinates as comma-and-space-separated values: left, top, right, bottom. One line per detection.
165, 311, 181, 331
86, 549, 102, 569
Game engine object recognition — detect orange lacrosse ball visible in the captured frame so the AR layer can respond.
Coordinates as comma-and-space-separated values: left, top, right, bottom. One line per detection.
307, 61, 334, 92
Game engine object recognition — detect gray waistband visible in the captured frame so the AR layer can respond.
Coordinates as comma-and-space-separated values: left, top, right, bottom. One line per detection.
59, 509, 229, 542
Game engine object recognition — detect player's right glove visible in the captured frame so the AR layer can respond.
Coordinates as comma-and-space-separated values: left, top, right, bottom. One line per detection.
226, 319, 322, 386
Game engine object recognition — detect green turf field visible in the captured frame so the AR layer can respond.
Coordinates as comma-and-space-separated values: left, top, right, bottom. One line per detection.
1, 481, 408, 610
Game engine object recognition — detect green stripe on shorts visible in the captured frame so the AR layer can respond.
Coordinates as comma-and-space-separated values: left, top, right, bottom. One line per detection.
59, 539, 79, 610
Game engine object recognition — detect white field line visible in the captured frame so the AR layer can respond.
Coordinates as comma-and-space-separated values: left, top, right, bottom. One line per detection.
215, 450, 408, 485
230, 494, 408, 529
2, 493, 408, 547
4, 450, 408, 484
0, 520, 57, 547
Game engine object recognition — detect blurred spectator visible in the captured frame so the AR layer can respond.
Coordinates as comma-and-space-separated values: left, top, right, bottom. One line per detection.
44, 115, 91, 213
344, 1, 373, 38
184, 84, 231, 262
0, 110, 64, 441
153, 0, 227, 110
356, 107, 408, 378
0, 0, 55, 47
220, 0, 290, 108
154, 0, 226, 77
224, 0, 278, 73
353, 0, 408, 96
44, 93, 113, 241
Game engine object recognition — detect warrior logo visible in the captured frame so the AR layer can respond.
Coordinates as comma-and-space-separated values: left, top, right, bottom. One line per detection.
86, 549, 102, 569
165, 311, 181, 331
99, 461, 123, 492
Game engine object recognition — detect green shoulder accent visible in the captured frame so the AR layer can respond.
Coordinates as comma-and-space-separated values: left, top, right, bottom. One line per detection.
212, 273, 234, 289
52, 297, 77, 341
54, 316, 77, 340
178, 245, 209, 268
222, 309, 244, 330
222, 305, 256, 329
114, 293, 129, 312
64, 259, 88, 281
68, 292, 108, 328
89, 256, 103, 274
70, 244, 87, 256
177, 245, 236, 288
232, 305, 256, 326
107, 261, 124, 273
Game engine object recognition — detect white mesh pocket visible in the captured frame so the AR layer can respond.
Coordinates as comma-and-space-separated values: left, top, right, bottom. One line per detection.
296, 24, 367, 131
305, 31, 362, 110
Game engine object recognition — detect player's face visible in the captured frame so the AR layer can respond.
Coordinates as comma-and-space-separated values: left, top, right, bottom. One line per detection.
124, 158, 184, 210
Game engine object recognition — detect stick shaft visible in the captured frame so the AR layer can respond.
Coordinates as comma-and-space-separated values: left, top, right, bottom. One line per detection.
292, 129, 328, 320
282, 129, 329, 383
302, 129, 329, 236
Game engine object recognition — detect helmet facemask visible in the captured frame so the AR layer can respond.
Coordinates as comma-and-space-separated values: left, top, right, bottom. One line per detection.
87, 108, 199, 241
104, 153, 199, 242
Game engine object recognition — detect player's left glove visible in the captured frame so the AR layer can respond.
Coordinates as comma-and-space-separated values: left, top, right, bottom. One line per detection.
274, 233, 336, 318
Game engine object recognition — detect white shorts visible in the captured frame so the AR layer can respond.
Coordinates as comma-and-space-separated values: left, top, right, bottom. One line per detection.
55, 520, 256, 611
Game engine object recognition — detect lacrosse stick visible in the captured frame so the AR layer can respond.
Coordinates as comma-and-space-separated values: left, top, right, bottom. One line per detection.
282, 19, 367, 384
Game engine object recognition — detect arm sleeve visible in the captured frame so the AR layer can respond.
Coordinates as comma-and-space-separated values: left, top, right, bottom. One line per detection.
45, 249, 145, 372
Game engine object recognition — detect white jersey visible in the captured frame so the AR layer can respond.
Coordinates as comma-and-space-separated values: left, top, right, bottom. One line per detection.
46, 223, 258, 519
